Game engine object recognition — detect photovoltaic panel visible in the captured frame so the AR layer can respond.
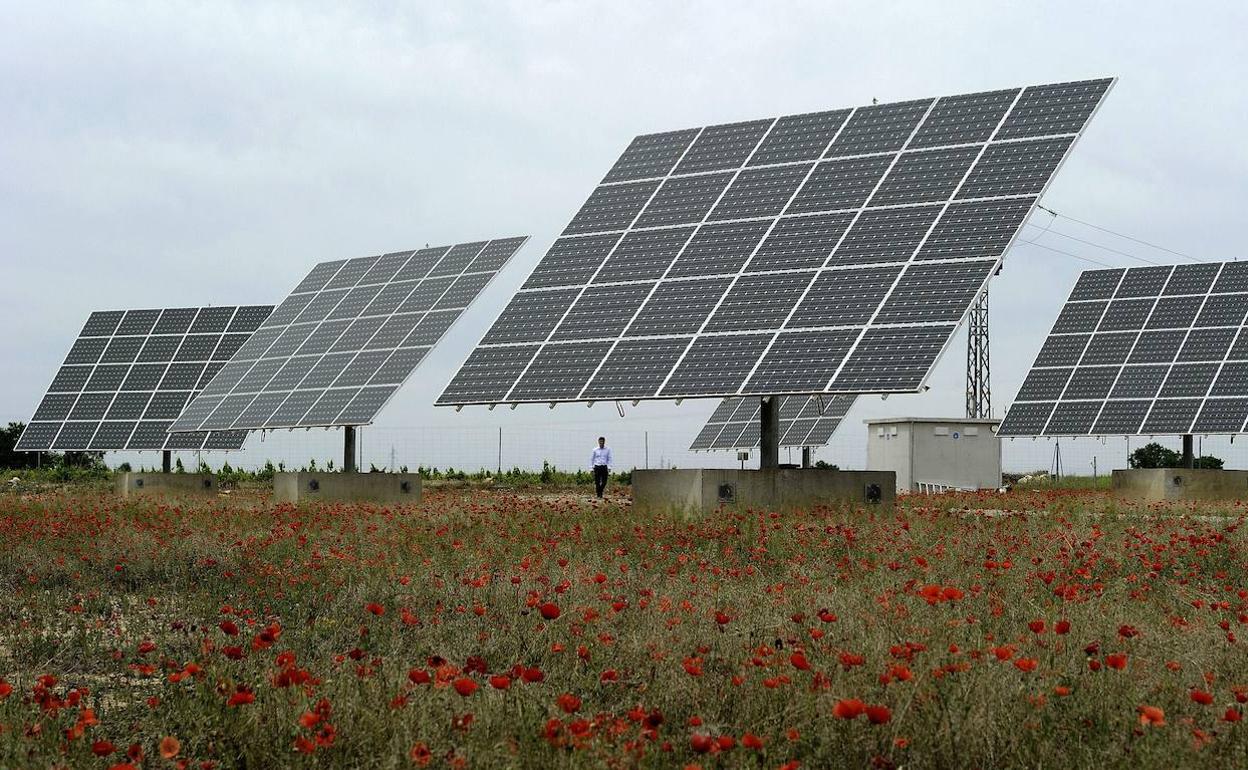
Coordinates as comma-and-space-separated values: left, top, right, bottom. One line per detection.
169, 238, 527, 432
1000, 261, 1248, 436
690, 395, 857, 450
439, 79, 1112, 407
15, 306, 273, 452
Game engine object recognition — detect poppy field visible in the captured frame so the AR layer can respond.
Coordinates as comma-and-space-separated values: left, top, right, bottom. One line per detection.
1, 485, 1246, 769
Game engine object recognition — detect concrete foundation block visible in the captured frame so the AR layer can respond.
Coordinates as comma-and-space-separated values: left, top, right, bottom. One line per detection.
632, 468, 895, 514
1111, 468, 1248, 502
115, 472, 217, 498
273, 472, 423, 505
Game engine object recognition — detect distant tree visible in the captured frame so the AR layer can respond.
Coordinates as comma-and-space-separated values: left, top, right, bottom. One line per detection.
0, 422, 41, 469
1129, 443, 1180, 469
1129, 442, 1223, 469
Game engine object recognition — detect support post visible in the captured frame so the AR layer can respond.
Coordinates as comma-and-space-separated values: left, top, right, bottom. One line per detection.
344, 426, 357, 474
498, 427, 502, 475
1182, 434, 1194, 469
162, 450, 172, 474
759, 396, 780, 470
801, 447, 812, 468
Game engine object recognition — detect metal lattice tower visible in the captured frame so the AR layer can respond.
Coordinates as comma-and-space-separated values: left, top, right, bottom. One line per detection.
966, 289, 991, 419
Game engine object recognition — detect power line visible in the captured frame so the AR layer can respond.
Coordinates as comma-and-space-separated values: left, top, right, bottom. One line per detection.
1022, 221, 1166, 266
1011, 238, 1115, 268
1035, 204, 1208, 263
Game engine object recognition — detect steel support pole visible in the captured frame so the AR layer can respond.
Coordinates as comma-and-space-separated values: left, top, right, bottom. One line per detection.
966, 289, 991, 419
1182, 434, 1194, 469
344, 426, 357, 473
162, 450, 172, 474
801, 447, 812, 468
760, 396, 780, 469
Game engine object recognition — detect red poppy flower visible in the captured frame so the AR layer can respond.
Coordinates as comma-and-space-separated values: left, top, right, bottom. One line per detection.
409, 742, 432, 766
159, 736, 180, 760
365, 602, 385, 616
865, 704, 891, 724
1191, 690, 1214, 706
1027, 620, 1045, 634
690, 733, 714, 754
1054, 619, 1071, 635
1105, 654, 1128, 671
1138, 705, 1165, 726
1225, 708, 1243, 723
452, 678, 478, 697
219, 620, 239, 636
227, 689, 255, 707
539, 603, 561, 620
489, 675, 511, 690
1014, 658, 1038, 673
790, 653, 811, 671
556, 693, 582, 713
91, 740, 117, 756
742, 732, 764, 750
833, 698, 866, 719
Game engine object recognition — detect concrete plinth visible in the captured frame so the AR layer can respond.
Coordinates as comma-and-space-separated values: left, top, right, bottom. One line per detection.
115, 472, 216, 498
1112, 468, 1248, 502
273, 472, 423, 504
633, 468, 895, 514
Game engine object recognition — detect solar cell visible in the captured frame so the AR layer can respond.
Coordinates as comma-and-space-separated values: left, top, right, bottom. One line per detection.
169, 238, 526, 432
1001, 260, 1248, 436
438, 79, 1112, 406
690, 394, 856, 451
15, 305, 274, 452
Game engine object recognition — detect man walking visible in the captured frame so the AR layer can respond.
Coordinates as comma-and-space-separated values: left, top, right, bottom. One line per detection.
590, 436, 612, 499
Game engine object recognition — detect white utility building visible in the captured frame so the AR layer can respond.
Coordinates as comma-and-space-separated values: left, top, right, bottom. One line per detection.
866, 417, 1002, 493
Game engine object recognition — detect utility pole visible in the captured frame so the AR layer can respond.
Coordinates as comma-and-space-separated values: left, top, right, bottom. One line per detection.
966, 289, 991, 419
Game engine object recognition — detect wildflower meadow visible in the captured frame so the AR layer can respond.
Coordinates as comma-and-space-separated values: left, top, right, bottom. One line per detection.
1, 483, 1245, 768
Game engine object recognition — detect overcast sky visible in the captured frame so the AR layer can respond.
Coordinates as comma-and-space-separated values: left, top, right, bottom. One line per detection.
3, 1, 1246, 472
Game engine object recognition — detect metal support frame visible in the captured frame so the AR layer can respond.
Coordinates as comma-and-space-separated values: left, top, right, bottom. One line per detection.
759, 396, 780, 469
162, 450, 172, 474
966, 289, 991, 419
1182, 433, 1194, 469
344, 426, 357, 474
801, 447, 812, 468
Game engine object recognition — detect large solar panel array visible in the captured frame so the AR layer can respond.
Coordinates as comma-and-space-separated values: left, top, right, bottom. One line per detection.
438, 78, 1113, 407
16, 305, 273, 451
1000, 261, 1248, 436
169, 238, 527, 432
690, 394, 856, 451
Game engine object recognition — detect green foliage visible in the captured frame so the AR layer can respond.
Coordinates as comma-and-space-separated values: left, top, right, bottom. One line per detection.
813, 460, 840, 470
1128, 442, 1223, 469
0, 422, 45, 469
174, 458, 185, 474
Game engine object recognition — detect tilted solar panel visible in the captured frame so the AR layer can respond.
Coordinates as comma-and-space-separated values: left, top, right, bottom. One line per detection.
1000, 261, 1248, 436
438, 78, 1113, 407
690, 394, 857, 450
169, 238, 527, 432
16, 305, 273, 451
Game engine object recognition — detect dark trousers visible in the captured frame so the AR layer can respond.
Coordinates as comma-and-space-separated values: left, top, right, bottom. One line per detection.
593, 465, 609, 498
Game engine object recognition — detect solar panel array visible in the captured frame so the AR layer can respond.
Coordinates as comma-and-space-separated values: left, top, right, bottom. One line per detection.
16, 305, 273, 451
1000, 262, 1248, 436
169, 238, 527, 432
438, 78, 1113, 407
690, 394, 857, 451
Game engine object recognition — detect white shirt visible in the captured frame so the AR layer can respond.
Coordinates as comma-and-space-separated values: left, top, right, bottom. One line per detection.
591, 446, 613, 468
